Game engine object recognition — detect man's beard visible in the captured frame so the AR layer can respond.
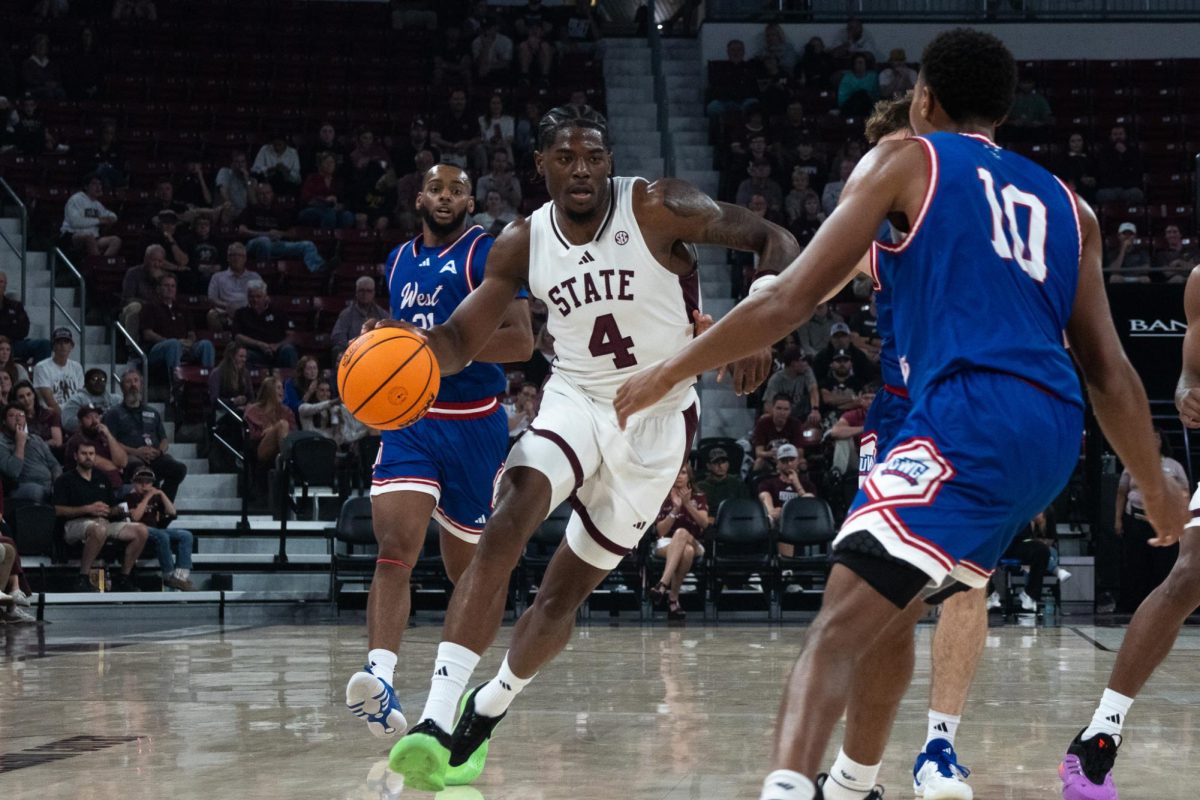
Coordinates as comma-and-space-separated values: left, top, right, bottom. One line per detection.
419, 204, 469, 238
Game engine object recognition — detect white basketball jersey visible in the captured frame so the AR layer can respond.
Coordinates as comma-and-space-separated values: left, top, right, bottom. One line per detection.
527, 176, 699, 411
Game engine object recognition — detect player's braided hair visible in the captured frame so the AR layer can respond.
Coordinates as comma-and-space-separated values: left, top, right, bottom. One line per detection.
919, 28, 1016, 125
864, 93, 913, 144
537, 105, 611, 151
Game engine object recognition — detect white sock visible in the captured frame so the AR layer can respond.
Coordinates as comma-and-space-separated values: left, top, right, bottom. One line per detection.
420, 642, 481, 733
822, 749, 880, 799
1082, 688, 1134, 740
473, 653, 534, 718
926, 710, 961, 747
760, 769, 815, 800
173, 567, 190, 580
367, 648, 397, 688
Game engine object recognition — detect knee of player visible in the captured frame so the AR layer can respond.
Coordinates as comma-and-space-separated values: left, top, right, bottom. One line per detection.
530, 585, 582, 623
1162, 556, 1200, 603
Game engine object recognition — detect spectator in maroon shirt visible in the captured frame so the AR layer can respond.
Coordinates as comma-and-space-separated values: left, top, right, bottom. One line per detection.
233, 281, 298, 369
433, 88, 487, 173
706, 39, 759, 118
299, 153, 355, 230
141, 273, 215, 377
650, 464, 709, 620
751, 394, 806, 471
756, 443, 817, 552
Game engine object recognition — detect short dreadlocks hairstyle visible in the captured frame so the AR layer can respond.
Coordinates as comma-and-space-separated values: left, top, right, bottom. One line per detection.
537, 105, 611, 151
919, 28, 1016, 125
865, 93, 913, 144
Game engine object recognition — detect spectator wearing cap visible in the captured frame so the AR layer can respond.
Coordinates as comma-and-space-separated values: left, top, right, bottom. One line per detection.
756, 443, 816, 535
65, 402, 126, 489
120, 244, 168, 337
234, 281, 298, 369
751, 393, 806, 472
820, 348, 866, 416
61, 368, 123, 433
206, 243, 263, 331
299, 152, 356, 230
252, 134, 302, 196
126, 466, 195, 591
390, 118, 439, 182
331, 277, 389, 364
1096, 124, 1144, 205
764, 348, 821, 422
0, 270, 51, 365
0, 402, 61, 502
141, 272, 216, 379
1108, 221, 1151, 284
240, 183, 327, 271
813, 321, 874, 383
104, 369, 188, 501
146, 209, 191, 279
53, 439, 148, 593
60, 174, 121, 257
32, 327, 84, 415
12, 378, 62, 456
697, 446, 751, 511
878, 49, 917, 98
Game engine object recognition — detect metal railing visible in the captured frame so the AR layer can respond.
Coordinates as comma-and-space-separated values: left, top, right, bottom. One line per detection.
49, 248, 86, 367
706, 0, 1200, 19
212, 398, 251, 532
647, 18, 677, 177
0, 178, 27, 304
110, 321, 148, 394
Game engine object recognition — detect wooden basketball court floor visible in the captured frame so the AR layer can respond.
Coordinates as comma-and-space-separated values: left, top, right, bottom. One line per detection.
2, 611, 1198, 799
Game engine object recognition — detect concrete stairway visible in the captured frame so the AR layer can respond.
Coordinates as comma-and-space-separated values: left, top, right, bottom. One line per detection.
604, 38, 664, 179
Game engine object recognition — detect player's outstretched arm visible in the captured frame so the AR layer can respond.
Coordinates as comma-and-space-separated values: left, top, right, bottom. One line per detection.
472, 296, 534, 364
1175, 267, 1200, 427
425, 218, 532, 375
1066, 198, 1190, 546
615, 139, 920, 424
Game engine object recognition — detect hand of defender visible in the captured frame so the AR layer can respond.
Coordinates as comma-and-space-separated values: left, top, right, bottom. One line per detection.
1142, 480, 1191, 547
716, 347, 773, 396
1179, 387, 1200, 428
360, 318, 426, 338
615, 367, 675, 430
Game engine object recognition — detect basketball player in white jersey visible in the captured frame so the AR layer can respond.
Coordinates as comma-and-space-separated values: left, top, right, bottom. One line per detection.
380, 105, 799, 791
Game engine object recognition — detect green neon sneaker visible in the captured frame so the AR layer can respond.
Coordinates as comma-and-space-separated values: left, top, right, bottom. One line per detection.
387, 720, 451, 793
445, 685, 506, 786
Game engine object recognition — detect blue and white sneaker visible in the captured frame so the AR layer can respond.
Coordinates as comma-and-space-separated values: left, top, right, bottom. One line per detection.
913, 738, 973, 799
346, 665, 408, 737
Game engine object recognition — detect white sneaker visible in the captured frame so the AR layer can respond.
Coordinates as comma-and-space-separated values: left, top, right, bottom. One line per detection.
1018, 591, 1038, 612
986, 592, 1001, 610
345, 666, 407, 737
10, 588, 31, 606
0, 590, 11, 604
4, 607, 37, 624
1056, 567, 1072, 583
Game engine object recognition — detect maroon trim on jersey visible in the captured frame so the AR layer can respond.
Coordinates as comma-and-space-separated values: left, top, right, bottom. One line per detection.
569, 496, 628, 556
883, 384, 908, 398
592, 177, 618, 242
680, 402, 699, 469
1053, 175, 1084, 263
678, 267, 700, 324
426, 397, 501, 420
528, 425, 584, 490
548, 207, 572, 250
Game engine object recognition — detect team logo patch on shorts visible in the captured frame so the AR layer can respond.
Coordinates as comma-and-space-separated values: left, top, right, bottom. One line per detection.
859, 431, 878, 477
861, 438, 956, 509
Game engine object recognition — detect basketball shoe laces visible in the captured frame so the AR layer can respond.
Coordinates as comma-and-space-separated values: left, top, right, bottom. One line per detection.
812, 772, 887, 799
449, 688, 507, 767
924, 742, 972, 781
1065, 732, 1121, 785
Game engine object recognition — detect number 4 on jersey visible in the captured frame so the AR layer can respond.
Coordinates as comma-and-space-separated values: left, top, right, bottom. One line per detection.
589, 313, 637, 368
977, 167, 1048, 283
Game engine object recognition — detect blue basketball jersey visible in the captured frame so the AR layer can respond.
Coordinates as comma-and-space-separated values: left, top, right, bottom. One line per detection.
873, 132, 1083, 406
384, 225, 507, 404
872, 223, 904, 391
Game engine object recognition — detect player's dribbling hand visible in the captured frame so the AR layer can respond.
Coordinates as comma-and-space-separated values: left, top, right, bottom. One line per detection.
615, 368, 674, 430
1178, 387, 1200, 428
716, 347, 774, 396
360, 318, 425, 338
1142, 480, 1191, 547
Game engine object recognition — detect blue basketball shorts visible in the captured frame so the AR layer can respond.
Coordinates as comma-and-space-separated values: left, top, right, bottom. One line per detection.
858, 385, 913, 487
371, 398, 508, 543
838, 370, 1082, 589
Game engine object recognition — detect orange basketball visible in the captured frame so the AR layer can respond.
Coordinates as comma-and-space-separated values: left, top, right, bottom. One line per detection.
337, 326, 440, 430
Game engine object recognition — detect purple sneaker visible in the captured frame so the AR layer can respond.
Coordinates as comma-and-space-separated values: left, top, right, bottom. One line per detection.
1060, 729, 1120, 800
